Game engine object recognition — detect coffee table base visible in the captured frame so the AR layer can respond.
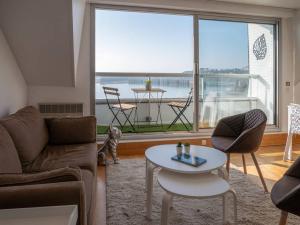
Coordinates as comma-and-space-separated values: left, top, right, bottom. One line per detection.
145, 159, 230, 220
158, 170, 237, 225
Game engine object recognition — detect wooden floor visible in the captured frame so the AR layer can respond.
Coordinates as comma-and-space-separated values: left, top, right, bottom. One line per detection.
94, 144, 300, 225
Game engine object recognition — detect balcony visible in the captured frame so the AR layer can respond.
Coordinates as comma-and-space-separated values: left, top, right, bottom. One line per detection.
95, 73, 272, 135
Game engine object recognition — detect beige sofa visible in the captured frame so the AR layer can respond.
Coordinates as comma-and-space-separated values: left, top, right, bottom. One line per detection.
0, 106, 97, 225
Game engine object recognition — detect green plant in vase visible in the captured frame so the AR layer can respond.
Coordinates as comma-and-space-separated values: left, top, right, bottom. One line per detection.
145, 79, 152, 91
184, 143, 191, 155
176, 142, 183, 156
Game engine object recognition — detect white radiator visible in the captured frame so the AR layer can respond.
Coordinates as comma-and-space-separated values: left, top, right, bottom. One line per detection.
38, 103, 83, 118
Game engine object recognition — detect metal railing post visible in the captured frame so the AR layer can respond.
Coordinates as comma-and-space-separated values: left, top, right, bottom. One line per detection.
193, 16, 200, 132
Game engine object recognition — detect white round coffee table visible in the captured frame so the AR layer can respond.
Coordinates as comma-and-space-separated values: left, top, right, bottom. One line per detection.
145, 144, 228, 219
158, 169, 237, 225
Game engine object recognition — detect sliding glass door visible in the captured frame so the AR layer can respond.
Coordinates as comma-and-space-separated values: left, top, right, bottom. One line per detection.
198, 18, 276, 128
95, 9, 194, 134
93, 6, 278, 135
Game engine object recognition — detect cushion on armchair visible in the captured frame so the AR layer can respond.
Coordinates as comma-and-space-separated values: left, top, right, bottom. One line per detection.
0, 124, 22, 174
0, 106, 49, 166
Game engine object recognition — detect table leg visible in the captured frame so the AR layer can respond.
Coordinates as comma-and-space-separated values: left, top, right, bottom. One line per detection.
223, 189, 237, 225
146, 160, 156, 220
161, 192, 172, 225
283, 130, 293, 161
222, 194, 228, 224
169, 195, 174, 210
218, 167, 229, 181
230, 189, 237, 225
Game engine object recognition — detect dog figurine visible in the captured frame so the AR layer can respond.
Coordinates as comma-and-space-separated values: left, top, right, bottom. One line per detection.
98, 125, 122, 165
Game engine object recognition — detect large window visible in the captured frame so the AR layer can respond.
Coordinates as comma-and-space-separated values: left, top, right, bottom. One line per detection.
93, 7, 278, 134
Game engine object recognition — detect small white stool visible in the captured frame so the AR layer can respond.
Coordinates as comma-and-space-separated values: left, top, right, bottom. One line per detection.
157, 169, 237, 225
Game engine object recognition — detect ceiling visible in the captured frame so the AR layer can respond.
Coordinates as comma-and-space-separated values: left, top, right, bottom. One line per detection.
214, 0, 300, 9
0, 0, 85, 87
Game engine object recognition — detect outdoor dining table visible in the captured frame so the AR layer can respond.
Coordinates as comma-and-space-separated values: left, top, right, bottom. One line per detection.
131, 88, 166, 126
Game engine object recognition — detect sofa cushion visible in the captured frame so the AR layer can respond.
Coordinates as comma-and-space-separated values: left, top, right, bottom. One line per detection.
0, 106, 49, 166
0, 124, 22, 174
46, 116, 96, 145
24, 143, 97, 175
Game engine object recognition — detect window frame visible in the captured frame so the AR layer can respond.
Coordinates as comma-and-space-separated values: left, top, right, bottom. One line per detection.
90, 3, 280, 135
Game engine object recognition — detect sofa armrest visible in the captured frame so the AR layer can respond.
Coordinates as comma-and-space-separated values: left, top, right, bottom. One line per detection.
0, 168, 82, 187
0, 181, 86, 225
46, 116, 96, 145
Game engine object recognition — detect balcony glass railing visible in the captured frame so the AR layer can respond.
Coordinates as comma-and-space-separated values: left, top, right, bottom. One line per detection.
95, 73, 271, 134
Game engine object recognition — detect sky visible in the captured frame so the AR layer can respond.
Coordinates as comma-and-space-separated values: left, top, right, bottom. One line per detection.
95, 9, 249, 73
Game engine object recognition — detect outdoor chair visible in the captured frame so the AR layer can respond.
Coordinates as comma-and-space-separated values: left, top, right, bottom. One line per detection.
103, 86, 137, 132
211, 109, 268, 192
167, 88, 193, 131
271, 156, 300, 225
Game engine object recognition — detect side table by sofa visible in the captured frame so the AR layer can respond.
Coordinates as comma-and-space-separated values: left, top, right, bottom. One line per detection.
0, 205, 78, 225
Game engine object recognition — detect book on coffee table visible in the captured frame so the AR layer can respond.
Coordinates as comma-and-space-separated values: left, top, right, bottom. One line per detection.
171, 154, 207, 167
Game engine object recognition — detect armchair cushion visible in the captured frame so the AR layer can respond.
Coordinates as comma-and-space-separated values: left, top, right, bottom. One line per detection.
210, 136, 235, 152
0, 124, 22, 174
46, 117, 96, 145
24, 143, 98, 175
212, 109, 266, 153
0, 106, 49, 166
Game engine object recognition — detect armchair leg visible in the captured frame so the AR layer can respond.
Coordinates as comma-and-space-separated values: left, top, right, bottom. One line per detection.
279, 211, 288, 225
242, 154, 247, 174
251, 153, 268, 193
226, 154, 230, 175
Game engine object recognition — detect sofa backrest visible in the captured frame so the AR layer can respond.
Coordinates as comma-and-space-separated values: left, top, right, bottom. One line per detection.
0, 106, 49, 166
0, 124, 22, 174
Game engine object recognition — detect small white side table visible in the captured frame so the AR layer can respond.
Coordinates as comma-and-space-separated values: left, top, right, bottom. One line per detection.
145, 144, 228, 219
0, 205, 78, 225
158, 169, 237, 225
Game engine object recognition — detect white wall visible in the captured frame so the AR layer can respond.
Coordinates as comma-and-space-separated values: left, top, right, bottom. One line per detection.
294, 11, 300, 104
73, 0, 86, 81
0, 29, 27, 118
28, 6, 91, 115
279, 17, 295, 132
0, 0, 75, 87
248, 24, 275, 123
28, 0, 296, 132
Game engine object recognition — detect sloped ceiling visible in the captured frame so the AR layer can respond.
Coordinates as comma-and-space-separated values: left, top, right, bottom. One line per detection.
0, 0, 80, 86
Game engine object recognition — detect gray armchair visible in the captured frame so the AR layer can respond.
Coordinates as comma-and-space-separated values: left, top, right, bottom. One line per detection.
271, 157, 300, 225
211, 109, 268, 192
